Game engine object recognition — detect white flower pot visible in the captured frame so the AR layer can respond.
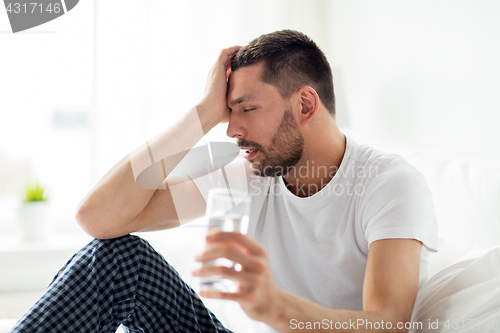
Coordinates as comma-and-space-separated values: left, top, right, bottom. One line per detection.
17, 201, 51, 242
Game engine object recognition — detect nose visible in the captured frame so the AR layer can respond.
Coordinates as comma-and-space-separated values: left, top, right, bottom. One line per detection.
226, 112, 246, 139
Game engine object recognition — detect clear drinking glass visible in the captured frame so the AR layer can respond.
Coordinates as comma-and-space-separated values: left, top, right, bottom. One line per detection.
200, 188, 252, 293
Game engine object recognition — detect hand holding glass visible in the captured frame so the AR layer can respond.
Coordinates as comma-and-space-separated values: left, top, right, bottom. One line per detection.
200, 188, 251, 293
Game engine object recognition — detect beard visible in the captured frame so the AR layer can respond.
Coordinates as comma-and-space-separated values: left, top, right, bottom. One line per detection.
238, 108, 305, 177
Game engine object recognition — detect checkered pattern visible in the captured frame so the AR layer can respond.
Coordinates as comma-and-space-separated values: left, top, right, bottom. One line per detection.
11, 235, 233, 333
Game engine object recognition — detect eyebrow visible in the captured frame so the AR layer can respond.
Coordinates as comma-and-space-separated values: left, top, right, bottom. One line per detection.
229, 95, 256, 107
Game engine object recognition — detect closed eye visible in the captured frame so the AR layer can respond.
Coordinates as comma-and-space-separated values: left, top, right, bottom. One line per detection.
243, 108, 255, 112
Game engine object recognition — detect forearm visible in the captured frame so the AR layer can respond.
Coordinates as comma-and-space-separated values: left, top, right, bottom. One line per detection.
76, 106, 216, 238
267, 290, 409, 333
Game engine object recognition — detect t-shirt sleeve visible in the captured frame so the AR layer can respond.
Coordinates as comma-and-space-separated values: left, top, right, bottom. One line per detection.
359, 158, 439, 253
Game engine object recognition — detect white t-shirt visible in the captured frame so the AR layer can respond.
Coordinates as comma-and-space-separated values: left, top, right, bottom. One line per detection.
191, 136, 438, 333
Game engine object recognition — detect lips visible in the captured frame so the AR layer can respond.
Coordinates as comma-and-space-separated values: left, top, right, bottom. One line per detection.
241, 147, 259, 160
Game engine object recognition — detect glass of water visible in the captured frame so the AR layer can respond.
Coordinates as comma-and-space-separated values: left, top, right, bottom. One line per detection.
200, 188, 252, 293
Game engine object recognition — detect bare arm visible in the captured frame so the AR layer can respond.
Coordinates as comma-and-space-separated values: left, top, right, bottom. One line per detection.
195, 236, 422, 333
76, 46, 241, 239
272, 239, 422, 332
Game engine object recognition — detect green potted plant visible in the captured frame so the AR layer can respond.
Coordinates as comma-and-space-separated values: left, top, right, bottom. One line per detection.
23, 181, 48, 202
18, 181, 51, 242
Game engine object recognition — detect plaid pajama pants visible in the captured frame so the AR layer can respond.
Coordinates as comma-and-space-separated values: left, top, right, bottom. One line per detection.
11, 234, 234, 333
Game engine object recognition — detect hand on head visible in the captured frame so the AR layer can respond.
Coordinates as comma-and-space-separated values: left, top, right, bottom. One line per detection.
197, 46, 241, 127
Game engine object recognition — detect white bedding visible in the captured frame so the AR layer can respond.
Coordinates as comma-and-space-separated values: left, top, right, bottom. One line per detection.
410, 246, 500, 333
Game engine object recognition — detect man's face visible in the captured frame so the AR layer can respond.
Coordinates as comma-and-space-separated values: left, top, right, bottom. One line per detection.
226, 62, 304, 177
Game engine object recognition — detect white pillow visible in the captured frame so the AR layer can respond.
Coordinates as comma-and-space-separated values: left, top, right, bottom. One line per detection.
410, 246, 500, 333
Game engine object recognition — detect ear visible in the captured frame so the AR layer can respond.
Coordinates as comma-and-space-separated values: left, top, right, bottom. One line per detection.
296, 86, 320, 125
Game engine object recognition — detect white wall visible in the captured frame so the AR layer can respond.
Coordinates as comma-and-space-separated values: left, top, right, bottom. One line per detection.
326, 0, 500, 159
0, 0, 94, 223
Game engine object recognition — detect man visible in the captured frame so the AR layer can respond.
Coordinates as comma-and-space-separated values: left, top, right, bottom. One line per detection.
13, 30, 437, 333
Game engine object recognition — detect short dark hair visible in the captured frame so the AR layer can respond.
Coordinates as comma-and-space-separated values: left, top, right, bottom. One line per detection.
231, 30, 335, 115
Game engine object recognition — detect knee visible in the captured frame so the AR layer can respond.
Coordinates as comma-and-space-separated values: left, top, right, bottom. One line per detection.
91, 234, 143, 256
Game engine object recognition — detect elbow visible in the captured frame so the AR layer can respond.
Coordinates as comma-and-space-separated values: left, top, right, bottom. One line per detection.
75, 202, 97, 237
75, 202, 129, 240
75, 203, 106, 239
388, 315, 413, 333
370, 310, 412, 333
